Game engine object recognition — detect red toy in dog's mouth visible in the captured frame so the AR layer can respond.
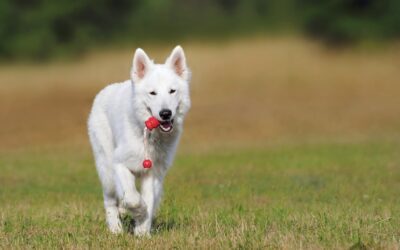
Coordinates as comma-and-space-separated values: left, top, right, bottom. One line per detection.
144, 116, 174, 133
159, 119, 174, 133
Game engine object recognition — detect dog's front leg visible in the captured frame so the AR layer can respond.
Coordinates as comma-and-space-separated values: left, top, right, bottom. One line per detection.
134, 172, 158, 236
152, 173, 165, 218
114, 164, 147, 222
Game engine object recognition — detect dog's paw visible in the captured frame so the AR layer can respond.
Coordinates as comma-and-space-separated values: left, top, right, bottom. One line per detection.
134, 224, 151, 237
106, 207, 124, 234
107, 218, 123, 234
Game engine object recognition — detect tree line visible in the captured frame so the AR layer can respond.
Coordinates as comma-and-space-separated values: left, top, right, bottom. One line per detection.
0, 0, 399, 60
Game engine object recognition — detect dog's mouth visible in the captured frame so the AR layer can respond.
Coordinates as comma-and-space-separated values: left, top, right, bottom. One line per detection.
159, 119, 174, 133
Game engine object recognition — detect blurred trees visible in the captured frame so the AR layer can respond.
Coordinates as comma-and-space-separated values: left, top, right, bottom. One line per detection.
0, 0, 399, 60
300, 0, 400, 44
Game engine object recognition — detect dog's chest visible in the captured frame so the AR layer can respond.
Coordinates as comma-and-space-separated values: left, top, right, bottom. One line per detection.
124, 130, 179, 175
147, 133, 177, 166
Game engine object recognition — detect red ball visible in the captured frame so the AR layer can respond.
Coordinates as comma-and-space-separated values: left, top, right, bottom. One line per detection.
145, 117, 160, 130
143, 159, 152, 168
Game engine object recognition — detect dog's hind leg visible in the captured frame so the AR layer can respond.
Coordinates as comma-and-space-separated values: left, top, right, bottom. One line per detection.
103, 193, 123, 234
92, 148, 123, 233
89, 115, 122, 234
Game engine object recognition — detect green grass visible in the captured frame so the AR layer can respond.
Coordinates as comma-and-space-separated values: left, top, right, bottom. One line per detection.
1, 141, 400, 248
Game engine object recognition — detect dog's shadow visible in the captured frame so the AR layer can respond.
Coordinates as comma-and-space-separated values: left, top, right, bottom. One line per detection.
120, 215, 177, 234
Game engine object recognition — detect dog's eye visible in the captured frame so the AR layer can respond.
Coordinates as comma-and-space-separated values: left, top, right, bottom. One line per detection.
169, 89, 176, 94
149, 91, 157, 96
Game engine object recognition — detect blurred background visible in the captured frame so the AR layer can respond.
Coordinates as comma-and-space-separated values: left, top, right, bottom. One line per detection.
0, 0, 399, 152
1, 0, 400, 60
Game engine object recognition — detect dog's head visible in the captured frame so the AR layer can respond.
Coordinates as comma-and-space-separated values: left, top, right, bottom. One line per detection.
131, 46, 191, 133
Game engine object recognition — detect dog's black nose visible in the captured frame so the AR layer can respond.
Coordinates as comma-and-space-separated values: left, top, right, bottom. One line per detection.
159, 109, 172, 120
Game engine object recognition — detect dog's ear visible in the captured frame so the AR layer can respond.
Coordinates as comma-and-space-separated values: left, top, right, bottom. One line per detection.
166, 46, 190, 81
131, 48, 152, 82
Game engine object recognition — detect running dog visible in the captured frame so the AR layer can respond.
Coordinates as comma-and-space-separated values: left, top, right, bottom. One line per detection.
88, 46, 191, 236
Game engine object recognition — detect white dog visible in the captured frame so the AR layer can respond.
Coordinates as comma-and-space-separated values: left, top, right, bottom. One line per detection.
87, 46, 191, 236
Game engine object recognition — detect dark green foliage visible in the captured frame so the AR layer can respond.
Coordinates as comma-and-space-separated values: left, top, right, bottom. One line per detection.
300, 0, 400, 45
0, 0, 399, 60
0, 0, 140, 59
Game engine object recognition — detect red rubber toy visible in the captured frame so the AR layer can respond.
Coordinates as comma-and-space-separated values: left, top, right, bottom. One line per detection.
145, 116, 160, 130
143, 159, 152, 168
143, 116, 159, 169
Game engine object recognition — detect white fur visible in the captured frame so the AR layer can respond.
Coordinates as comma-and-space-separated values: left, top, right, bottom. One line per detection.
88, 46, 191, 236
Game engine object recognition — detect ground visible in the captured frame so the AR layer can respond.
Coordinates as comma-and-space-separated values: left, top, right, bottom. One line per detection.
0, 37, 399, 248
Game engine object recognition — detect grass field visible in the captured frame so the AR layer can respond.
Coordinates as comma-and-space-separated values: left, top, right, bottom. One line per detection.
1, 37, 400, 248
